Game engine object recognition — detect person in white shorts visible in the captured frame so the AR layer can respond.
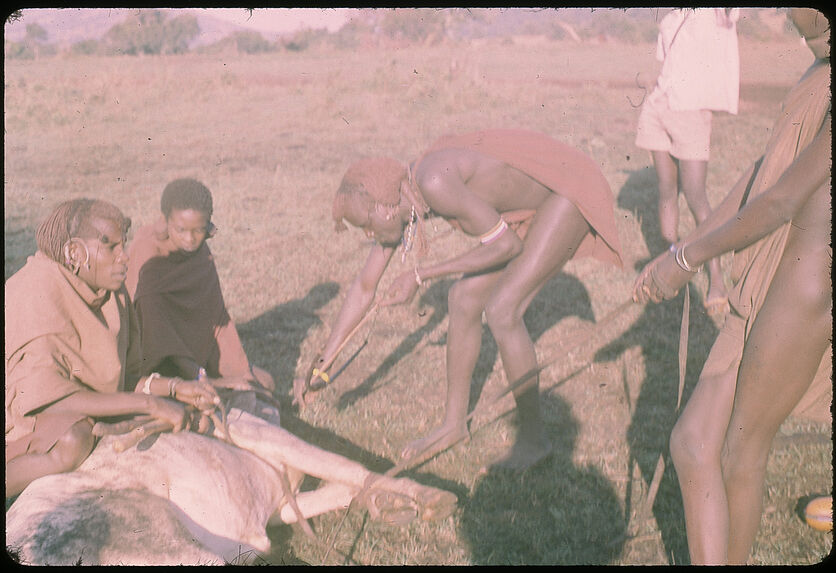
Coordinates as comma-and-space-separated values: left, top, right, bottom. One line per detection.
636, 8, 740, 318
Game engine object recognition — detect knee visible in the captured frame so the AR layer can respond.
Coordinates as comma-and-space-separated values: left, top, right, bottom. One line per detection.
50, 419, 96, 472
448, 280, 486, 320
669, 418, 717, 475
720, 437, 769, 483
484, 295, 520, 336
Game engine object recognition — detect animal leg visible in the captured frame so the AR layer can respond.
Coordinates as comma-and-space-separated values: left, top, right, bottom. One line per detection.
221, 409, 456, 522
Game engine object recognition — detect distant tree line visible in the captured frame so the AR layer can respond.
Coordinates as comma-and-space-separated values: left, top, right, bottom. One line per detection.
4, 8, 799, 60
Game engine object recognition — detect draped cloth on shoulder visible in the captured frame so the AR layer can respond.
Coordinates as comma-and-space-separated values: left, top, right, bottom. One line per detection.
5, 252, 140, 459
126, 221, 251, 379
725, 59, 831, 423
420, 129, 623, 268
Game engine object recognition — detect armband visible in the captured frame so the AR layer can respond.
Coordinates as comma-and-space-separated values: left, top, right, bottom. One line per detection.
168, 377, 183, 398
480, 218, 508, 245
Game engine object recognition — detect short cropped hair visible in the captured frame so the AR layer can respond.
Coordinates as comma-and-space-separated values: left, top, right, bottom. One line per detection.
160, 178, 214, 219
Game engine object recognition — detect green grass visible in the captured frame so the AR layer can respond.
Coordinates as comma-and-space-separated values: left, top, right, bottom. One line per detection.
4, 35, 830, 565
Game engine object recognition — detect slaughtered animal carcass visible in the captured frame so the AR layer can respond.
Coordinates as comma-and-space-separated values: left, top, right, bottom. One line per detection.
6, 406, 457, 565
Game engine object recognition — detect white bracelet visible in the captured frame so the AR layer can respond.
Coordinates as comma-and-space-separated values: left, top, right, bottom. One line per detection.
143, 372, 160, 395
168, 377, 183, 398
480, 218, 508, 245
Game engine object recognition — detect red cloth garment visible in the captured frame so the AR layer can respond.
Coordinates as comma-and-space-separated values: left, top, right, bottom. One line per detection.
126, 222, 251, 379
5, 252, 141, 458
423, 129, 623, 267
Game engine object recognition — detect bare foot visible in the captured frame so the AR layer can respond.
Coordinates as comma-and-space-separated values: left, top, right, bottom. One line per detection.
400, 423, 469, 465
488, 435, 553, 472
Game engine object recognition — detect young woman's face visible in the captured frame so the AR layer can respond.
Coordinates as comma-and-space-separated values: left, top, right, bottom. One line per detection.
341, 194, 403, 246
76, 217, 129, 292
166, 208, 211, 253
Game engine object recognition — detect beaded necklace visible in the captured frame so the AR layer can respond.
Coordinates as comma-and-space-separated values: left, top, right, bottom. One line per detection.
401, 204, 417, 262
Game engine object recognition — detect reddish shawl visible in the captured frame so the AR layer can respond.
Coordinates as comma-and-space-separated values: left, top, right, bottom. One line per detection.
126, 222, 251, 378
422, 129, 623, 267
724, 60, 831, 423
5, 252, 141, 458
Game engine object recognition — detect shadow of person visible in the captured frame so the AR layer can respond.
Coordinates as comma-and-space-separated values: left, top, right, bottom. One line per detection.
460, 395, 627, 564
602, 167, 720, 563
595, 286, 718, 564
335, 278, 453, 412
236, 281, 340, 397
618, 164, 671, 258
335, 272, 595, 418
265, 401, 465, 564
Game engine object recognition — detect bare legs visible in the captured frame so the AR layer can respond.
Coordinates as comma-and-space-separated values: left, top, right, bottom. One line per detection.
669, 183, 831, 564
652, 151, 727, 311
6, 418, 96, 498
402, 194, 590, 471
400, 270, 499, 463
485, 195, 589, 470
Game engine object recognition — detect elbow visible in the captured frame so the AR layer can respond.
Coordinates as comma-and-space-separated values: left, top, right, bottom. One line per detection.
762, 194, 796, 227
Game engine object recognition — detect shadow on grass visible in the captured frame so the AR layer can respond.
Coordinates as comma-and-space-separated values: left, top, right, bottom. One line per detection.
460, 395, 627, 565
591, 167, 721, 564
237, 281, 340, 397
335, 271, 595, 414
334, 278, 454, 412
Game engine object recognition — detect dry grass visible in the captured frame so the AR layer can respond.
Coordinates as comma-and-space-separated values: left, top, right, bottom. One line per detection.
4, 35, 831, 565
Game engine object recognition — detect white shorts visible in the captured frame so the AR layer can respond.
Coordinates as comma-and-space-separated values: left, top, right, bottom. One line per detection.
635, 90, 713, 162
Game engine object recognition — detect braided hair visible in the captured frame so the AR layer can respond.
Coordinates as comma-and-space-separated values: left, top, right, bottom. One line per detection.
36, 198, 130, 265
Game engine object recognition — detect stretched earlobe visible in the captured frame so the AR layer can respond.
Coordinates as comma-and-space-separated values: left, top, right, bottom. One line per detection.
63, 238, 90, 275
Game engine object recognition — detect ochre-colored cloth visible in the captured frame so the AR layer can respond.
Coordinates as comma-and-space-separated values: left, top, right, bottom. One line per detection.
725, 57, 831, 424
421, 129, 623, 267
5, 251, 141, 459
126, 221, 251, 379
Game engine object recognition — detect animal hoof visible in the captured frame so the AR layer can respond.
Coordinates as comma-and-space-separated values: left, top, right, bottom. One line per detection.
362, 490, 418, 527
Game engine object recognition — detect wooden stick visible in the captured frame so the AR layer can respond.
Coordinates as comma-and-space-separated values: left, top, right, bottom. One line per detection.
295, 302, 381, 406
342, 298, 639, 505
321, 301, 381, 374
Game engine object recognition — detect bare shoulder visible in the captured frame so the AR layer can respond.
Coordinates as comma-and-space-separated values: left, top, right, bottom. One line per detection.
414, 148, 495, 185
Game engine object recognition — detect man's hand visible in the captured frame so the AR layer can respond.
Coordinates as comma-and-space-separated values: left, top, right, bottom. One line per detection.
381, 270, 420, 307
633, 248, 693, 304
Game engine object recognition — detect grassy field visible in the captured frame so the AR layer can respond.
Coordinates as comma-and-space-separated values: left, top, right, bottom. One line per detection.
4, 34, 831, 565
